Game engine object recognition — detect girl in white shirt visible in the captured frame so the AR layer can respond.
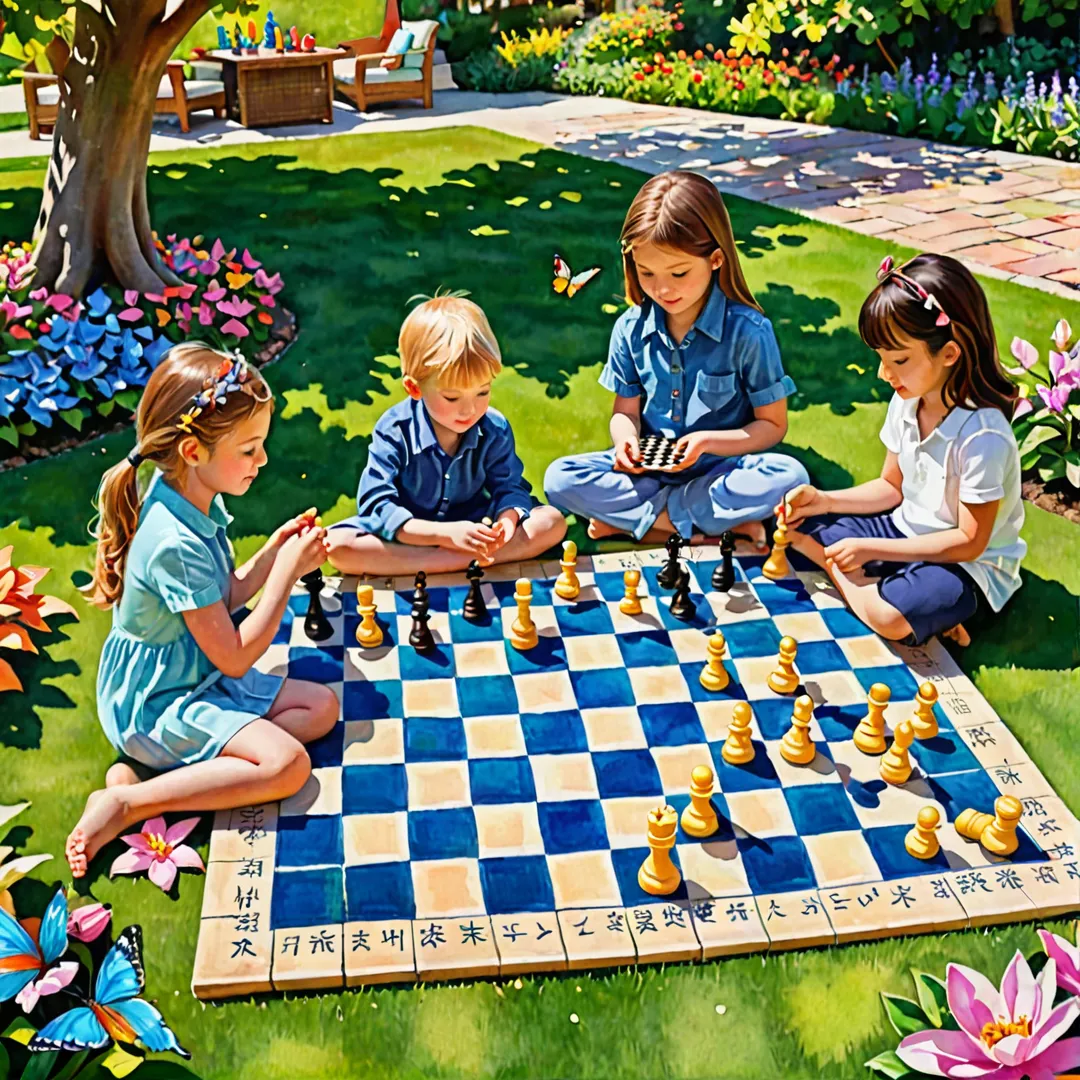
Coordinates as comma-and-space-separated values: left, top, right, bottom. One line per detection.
782, 253, 1025, 647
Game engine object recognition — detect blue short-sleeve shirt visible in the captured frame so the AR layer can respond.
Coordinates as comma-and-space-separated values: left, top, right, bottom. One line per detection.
599, 282, 797, 438
353, 397, 534, 541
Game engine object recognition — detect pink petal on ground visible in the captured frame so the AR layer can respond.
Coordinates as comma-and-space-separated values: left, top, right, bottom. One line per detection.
947, 963, 1003, 1046
165, 816, 201, 845
29, 286, 47, 301
198, 260, 219, 277
241, 248, 261, 270
1010, 336, 1038, 370
147, 856, 177, 893
168, 844, 205, 871
896, 1028, 998, 1077
44, 294, 73, 312
117, 307, 144, 322
1038, 929, 1080, 996
141, 815, 168, 838
110, 848, 154, 877
120, 832, 152, 852
259, 294, 276, 308
203, 286, 226, 303
210, 238, 226, 262
1000, 950, 1038, 1026
124, 290, 139, 306
198, 302, 215, 326
176, 283, 197, 300
219, 318, 250, 338
144, 292, 166, 304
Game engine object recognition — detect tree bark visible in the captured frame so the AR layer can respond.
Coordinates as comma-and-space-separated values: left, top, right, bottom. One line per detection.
27, 0, 213, 296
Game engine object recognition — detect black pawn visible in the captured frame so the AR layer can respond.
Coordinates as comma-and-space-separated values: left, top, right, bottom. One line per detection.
300, 569, 333, 642
409, 600, 436, 653
712, 530, 736, 593
463, 560, 487, 623
657, 533, 684, 591
668, 566, 696, 622
413, 570, 429, 618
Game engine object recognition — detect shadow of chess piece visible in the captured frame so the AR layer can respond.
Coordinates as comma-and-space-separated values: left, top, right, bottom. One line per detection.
300, 569, 333, 642
712, 530, 736, 592
463, 561, 487, 622
657, 533, 683, 591
668, 566, 696, 622
638, 805, 681, 895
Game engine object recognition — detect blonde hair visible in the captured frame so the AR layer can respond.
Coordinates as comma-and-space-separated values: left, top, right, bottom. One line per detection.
399, 294, 502, 388
620, 171, 761, 313
88, 342, 273, 609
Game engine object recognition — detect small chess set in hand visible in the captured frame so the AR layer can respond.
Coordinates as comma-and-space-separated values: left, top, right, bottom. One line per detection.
632, 434, 686, 472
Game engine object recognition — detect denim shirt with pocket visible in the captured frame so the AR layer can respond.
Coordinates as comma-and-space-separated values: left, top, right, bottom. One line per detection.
599, 281, 797, 439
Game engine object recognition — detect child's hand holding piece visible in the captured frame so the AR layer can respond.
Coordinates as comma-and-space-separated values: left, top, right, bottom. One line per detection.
442, 520, 500, 561
279, 525, 329, 580
270, 507, 319, 549
613, 436, 644, 474
778, 485, 830, 527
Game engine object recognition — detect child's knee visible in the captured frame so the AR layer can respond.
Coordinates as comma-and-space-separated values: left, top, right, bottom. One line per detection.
866, 597, 912, 641
531, 504, 567, 545
314, 685, 340, 735
265, 741, 311, 794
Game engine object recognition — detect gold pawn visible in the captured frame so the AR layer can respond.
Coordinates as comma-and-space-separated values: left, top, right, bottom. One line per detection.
700, 631, 730, 692
721, 701, 755, 765
680, 765, 719, 838
980, 795, 1023, 857
355, 583, 383, 649
767, 636, 799, 695
761, 520, 791, 581
910, 682, 939, 740
780, 694, 816, 765
854, 683, 890, 755
638, 805, 681, 896
619, 568, 643, 616
955, 807, 994, 841
879, 720, 914, 785
905, 806, 941, 860
554, 540, 580, 600
510, 578, 537, 651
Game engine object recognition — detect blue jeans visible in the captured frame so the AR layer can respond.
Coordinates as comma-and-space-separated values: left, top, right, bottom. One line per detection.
544, 450, 808, 540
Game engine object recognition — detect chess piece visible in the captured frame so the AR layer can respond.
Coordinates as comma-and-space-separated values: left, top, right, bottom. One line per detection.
780, 695, 816, 765
699, 631, 730, 692
355, 584, 383, 649
680, 766, 719, 838
854, 683, 891, 755
668, 566, 696, 622
657, 533, 683, 590
905, 806, 941, 860
955, 807, 994, 842
510, 578, 537, 651
761, 518, 791, 581
247, 19, 258, 42
721, 701, 755, 765
289, 25, 300, 50
263, 10, 278, 47
555, 540, 580, 600
980, 795, 1022, 857
300, 569, 333, 642
767, 637, 799, 695
638, 805, 681, 896
463, 560, 487, 622
910, 682, 939, 740
879, 720, 914, 785
712, 530, 736, 592
620, 569, 642, 615
274, 25, 284, 51
302, 32, 316, 51
409, 599, 435, 653
231, 24, 242, 53
413, 570, 429, 618
216, 25, 230, 49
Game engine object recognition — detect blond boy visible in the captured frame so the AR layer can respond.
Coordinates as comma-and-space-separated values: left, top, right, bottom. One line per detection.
326, 295, 566, 575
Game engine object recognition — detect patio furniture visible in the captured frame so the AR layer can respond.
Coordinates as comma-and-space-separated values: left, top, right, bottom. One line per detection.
208, 47, 348, 128
22, 60, 226, 139
333, 0, 440, 112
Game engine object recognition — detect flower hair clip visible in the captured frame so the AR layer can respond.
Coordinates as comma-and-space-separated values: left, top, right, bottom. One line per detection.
175, 352, 254, 434
876, 256, 950, 327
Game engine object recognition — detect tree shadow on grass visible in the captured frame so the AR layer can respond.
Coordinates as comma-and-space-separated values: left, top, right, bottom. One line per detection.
0, 614, 79, 750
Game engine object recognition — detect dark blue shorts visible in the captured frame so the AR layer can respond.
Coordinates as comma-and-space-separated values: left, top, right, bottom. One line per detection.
796, 512, 980, 646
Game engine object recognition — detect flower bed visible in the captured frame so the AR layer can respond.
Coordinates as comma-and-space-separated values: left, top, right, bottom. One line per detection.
0, 235, 293, 466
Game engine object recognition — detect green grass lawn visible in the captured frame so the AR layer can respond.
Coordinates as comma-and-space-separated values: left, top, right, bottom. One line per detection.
1, 126, 1078, 1080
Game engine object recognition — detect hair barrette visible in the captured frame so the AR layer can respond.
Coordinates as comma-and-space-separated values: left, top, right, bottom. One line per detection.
175, 354, 252, 433
876, 256, 950, 327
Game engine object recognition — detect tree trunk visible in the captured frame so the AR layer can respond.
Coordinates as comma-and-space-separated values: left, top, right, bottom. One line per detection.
28, 0, 212, 297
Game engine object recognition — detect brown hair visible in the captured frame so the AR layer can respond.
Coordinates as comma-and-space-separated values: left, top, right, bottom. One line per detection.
620, 171, 761, 312
88, 343, 273, 609
859, 254, 1017, 416
399, 294, 501, 388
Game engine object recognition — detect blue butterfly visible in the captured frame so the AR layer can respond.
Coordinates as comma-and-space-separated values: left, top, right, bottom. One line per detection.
29, 926, 189, 1059
0, 887, 68, 1003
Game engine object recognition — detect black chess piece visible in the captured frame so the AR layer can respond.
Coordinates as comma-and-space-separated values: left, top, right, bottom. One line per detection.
300, 569, 333, 642
409, 600, 436, 652
657, 532, 684, 591
668, 566, 696, 622
463, 560, 487, 622
413, 570, 430, 618
712, 530, 736, 593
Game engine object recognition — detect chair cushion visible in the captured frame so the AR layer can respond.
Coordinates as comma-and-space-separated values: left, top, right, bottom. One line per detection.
402, 19, 439, 50
363, 67, 423, 84
181, 79, 225, 100
333, 57, 358, 85
386, 28, 414, 54
402, 53, 425, 69
36, 85, 60, 106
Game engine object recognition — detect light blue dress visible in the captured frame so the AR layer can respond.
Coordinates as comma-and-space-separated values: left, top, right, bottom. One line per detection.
96, 475, 283, 771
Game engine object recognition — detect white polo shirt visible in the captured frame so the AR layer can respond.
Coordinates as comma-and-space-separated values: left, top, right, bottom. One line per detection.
880, 394, 1026, 612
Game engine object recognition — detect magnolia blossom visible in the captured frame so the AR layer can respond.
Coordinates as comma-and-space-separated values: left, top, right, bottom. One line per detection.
67, 901, 111, 943
1049, 348, 1080, 391
1037, 383, 1071, 414
897, 954, 1080, 1080
14, 961, 78, 1013
1007, 336, 1039, 375
1038, 929, 1080, 997
110, 816, 204, 892
1051, 318, 1071, 351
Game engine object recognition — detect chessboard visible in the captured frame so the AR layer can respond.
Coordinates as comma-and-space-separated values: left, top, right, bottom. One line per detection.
191, 543, 1080, 999
633, 434, 685, 471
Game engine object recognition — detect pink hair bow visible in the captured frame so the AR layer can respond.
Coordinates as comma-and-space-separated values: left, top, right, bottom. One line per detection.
876, 256, 950, 326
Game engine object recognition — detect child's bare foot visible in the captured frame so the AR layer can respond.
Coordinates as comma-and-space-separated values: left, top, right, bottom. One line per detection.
588, 519, 629, 541
66, 789, 129, 878
943, 623, 971, 647
105, 763, 140, 788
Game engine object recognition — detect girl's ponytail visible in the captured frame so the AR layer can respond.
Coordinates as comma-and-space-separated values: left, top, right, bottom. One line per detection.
89, 457, 143, 608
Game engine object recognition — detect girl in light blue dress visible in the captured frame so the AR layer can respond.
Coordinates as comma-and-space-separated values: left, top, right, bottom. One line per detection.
66, 343, 339, 878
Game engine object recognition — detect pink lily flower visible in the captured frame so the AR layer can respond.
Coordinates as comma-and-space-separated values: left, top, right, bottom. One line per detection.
1050, 349, 1080, 391
14, 961, 79, 1013
253, 268, 283, 295
1037, 383, 1071, 413
1038, 929, 1080, 997
67, 901, 111, 943
1051, 319, 1071, 351
241, 248, 262, 270
1006, 337, 1039, 376
110, 816, 204, 893
897, 954, 1080, 1080
219, 317, 250, 339
216, 295, 254, 319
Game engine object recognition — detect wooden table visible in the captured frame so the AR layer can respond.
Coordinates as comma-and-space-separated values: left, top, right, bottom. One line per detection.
208, 47, 349, 128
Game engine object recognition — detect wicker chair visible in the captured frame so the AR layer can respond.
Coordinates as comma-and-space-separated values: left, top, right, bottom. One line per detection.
334, 0, 440, 111
23, 59, 226, 139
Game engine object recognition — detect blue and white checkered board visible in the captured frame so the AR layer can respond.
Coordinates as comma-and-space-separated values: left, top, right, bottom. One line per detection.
251, 544, 1059, 935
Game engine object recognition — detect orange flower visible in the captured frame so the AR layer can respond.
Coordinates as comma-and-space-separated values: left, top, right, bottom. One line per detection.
692, 70, 703, 83
693, 49, 703, 59
677, 49, 686, 59
643, 62, 654, 73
